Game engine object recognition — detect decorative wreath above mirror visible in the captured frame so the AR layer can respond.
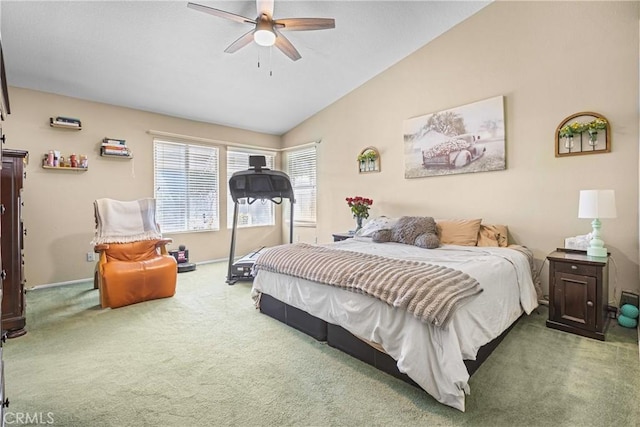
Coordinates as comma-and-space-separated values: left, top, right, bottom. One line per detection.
357, 147, 380, 173
555, 112, 610, 157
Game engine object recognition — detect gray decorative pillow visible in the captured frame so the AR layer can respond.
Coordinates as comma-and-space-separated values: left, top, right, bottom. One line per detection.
371, 216, 439, 249
372, 229, 392, 243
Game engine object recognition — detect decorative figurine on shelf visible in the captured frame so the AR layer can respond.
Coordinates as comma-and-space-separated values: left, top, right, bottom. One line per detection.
345, 196, 373, 232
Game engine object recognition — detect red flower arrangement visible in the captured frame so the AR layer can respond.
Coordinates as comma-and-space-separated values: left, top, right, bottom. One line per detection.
346, 196, 373, 219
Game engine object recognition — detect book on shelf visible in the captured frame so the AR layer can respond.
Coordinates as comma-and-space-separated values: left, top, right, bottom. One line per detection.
102, 148, 131, 157
56, 116, 81, 124
103, 137, 126, 145
51, 119, 81, 127
100, 144, 128, 150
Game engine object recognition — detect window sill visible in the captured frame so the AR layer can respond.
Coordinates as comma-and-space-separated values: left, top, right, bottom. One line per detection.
286, 222, 317, 228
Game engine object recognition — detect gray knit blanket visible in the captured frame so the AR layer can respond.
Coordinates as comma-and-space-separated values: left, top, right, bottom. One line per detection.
254, 243, 483, 327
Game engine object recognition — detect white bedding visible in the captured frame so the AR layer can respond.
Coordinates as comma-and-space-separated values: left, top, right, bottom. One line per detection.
251, 238, 538, 411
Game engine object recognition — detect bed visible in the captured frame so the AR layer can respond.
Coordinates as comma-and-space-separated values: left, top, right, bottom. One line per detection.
251, 218, 539, 412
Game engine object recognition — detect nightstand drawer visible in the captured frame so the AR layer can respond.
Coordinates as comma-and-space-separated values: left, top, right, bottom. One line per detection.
553, 262, 597, 277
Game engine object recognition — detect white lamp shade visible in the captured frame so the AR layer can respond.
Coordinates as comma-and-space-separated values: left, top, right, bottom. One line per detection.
578, 190, 617, 219
254, 29, 276, 46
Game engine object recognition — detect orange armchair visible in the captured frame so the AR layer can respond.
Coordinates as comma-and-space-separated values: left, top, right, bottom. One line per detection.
92, 198, 178, 309
94, 239, 177, 309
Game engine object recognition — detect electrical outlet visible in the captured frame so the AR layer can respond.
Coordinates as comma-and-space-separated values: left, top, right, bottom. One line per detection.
86, 252, 95, 262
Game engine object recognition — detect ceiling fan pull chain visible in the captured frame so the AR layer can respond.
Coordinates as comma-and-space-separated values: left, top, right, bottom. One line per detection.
257, 49, 261, 69
269, 46, 273, 77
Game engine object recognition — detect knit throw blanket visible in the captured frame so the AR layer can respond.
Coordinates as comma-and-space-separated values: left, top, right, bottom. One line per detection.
92, 198, 162, 245
254, 243, 483, 327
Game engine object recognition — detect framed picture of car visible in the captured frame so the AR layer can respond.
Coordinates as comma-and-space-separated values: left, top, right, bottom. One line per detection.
402, 96, 506, 179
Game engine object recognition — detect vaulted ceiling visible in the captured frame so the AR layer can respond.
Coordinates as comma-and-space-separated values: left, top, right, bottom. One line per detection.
1, 1, 489, 135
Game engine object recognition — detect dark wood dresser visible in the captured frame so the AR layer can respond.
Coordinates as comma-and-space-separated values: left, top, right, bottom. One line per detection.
1, 149, 28, 339
0, 39, 14, 419
546, 248, 609, 341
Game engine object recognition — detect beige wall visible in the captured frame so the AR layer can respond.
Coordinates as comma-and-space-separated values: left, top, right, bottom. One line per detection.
3, 87, 282, 287
3, 1, 639, 304
283, 1, 640, 302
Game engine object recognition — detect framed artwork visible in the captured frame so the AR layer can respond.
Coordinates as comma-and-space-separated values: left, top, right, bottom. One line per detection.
555, 112, 610, 157
403, 95, 505, 179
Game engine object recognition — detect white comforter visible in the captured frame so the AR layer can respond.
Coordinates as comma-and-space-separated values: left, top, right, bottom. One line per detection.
252, 238, 538, 411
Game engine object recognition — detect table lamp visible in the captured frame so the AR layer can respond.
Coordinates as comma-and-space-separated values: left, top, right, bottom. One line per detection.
578, 189, 617, 257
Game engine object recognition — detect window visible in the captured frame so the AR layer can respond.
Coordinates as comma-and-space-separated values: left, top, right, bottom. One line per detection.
154, 139, 219, 233
285, 146, 317, 225
227, 149, 276, 228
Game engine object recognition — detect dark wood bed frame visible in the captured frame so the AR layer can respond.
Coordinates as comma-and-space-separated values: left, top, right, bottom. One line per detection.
260, 293, 520, 388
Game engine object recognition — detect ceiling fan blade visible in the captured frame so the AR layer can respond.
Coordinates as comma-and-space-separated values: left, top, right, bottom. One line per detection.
224, 29, 255, 54
187, 2, 255, 25
257, 0, 274, 18
274, 18, 335, 31
273, 29, 301, 61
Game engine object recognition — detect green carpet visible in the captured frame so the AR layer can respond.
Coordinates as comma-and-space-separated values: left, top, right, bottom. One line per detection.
4, 262, 639, 426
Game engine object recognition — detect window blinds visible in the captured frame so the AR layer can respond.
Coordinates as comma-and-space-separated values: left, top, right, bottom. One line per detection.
154, 139, 219, 233
286, 146, 317, 225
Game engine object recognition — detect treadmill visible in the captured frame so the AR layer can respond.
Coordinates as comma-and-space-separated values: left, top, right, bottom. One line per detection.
226, 155, 295, 285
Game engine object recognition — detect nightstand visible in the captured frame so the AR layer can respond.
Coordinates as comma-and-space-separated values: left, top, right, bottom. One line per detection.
546, 248, 609, 341
332, 232, 353, 242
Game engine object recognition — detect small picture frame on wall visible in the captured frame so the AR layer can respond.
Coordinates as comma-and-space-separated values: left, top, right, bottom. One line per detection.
556, 112, 610, 157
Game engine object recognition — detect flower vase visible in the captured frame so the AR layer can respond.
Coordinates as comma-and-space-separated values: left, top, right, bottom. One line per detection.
588, 131, 598, 148
564, 135, 574, 150
355, 216, 363, 231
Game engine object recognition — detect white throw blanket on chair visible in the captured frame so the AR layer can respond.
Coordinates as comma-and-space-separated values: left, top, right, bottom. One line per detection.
92, 198, 162, 244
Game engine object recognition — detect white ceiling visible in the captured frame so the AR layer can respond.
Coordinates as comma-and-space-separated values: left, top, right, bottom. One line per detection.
1, 1, 489, 135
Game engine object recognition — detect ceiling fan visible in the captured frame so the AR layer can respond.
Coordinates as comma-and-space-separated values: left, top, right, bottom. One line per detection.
187, 0, 335, 61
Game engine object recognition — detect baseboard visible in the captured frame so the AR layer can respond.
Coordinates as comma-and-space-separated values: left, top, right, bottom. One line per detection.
29, 258, 226, 291
29, 278, 93, 291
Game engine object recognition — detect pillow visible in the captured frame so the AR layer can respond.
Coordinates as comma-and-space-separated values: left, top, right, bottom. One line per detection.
436, 219, 482, 246
477, 224, 509, 247
372, 216, 440, 249
355, 216, 398, 238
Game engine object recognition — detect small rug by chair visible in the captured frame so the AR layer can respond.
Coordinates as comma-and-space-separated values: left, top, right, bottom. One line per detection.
92, 198, 162, 244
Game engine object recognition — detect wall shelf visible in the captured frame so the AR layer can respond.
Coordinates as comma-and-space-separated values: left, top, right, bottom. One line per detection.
49, 117, 82, 130
42, 166, 87, 172
100, 138, 131, 158
100, 153, 133, 159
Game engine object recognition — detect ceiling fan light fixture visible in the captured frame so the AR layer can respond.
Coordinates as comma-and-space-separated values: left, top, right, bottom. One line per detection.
254, 29, 276, 46
188, 2, 334, 60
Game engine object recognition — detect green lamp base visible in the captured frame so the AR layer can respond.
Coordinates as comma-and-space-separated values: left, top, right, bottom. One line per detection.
587, 246, 608, 257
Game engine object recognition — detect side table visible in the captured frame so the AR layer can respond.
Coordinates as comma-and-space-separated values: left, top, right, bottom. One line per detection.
332, 232, 353, 242
546, 248, 609, 341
